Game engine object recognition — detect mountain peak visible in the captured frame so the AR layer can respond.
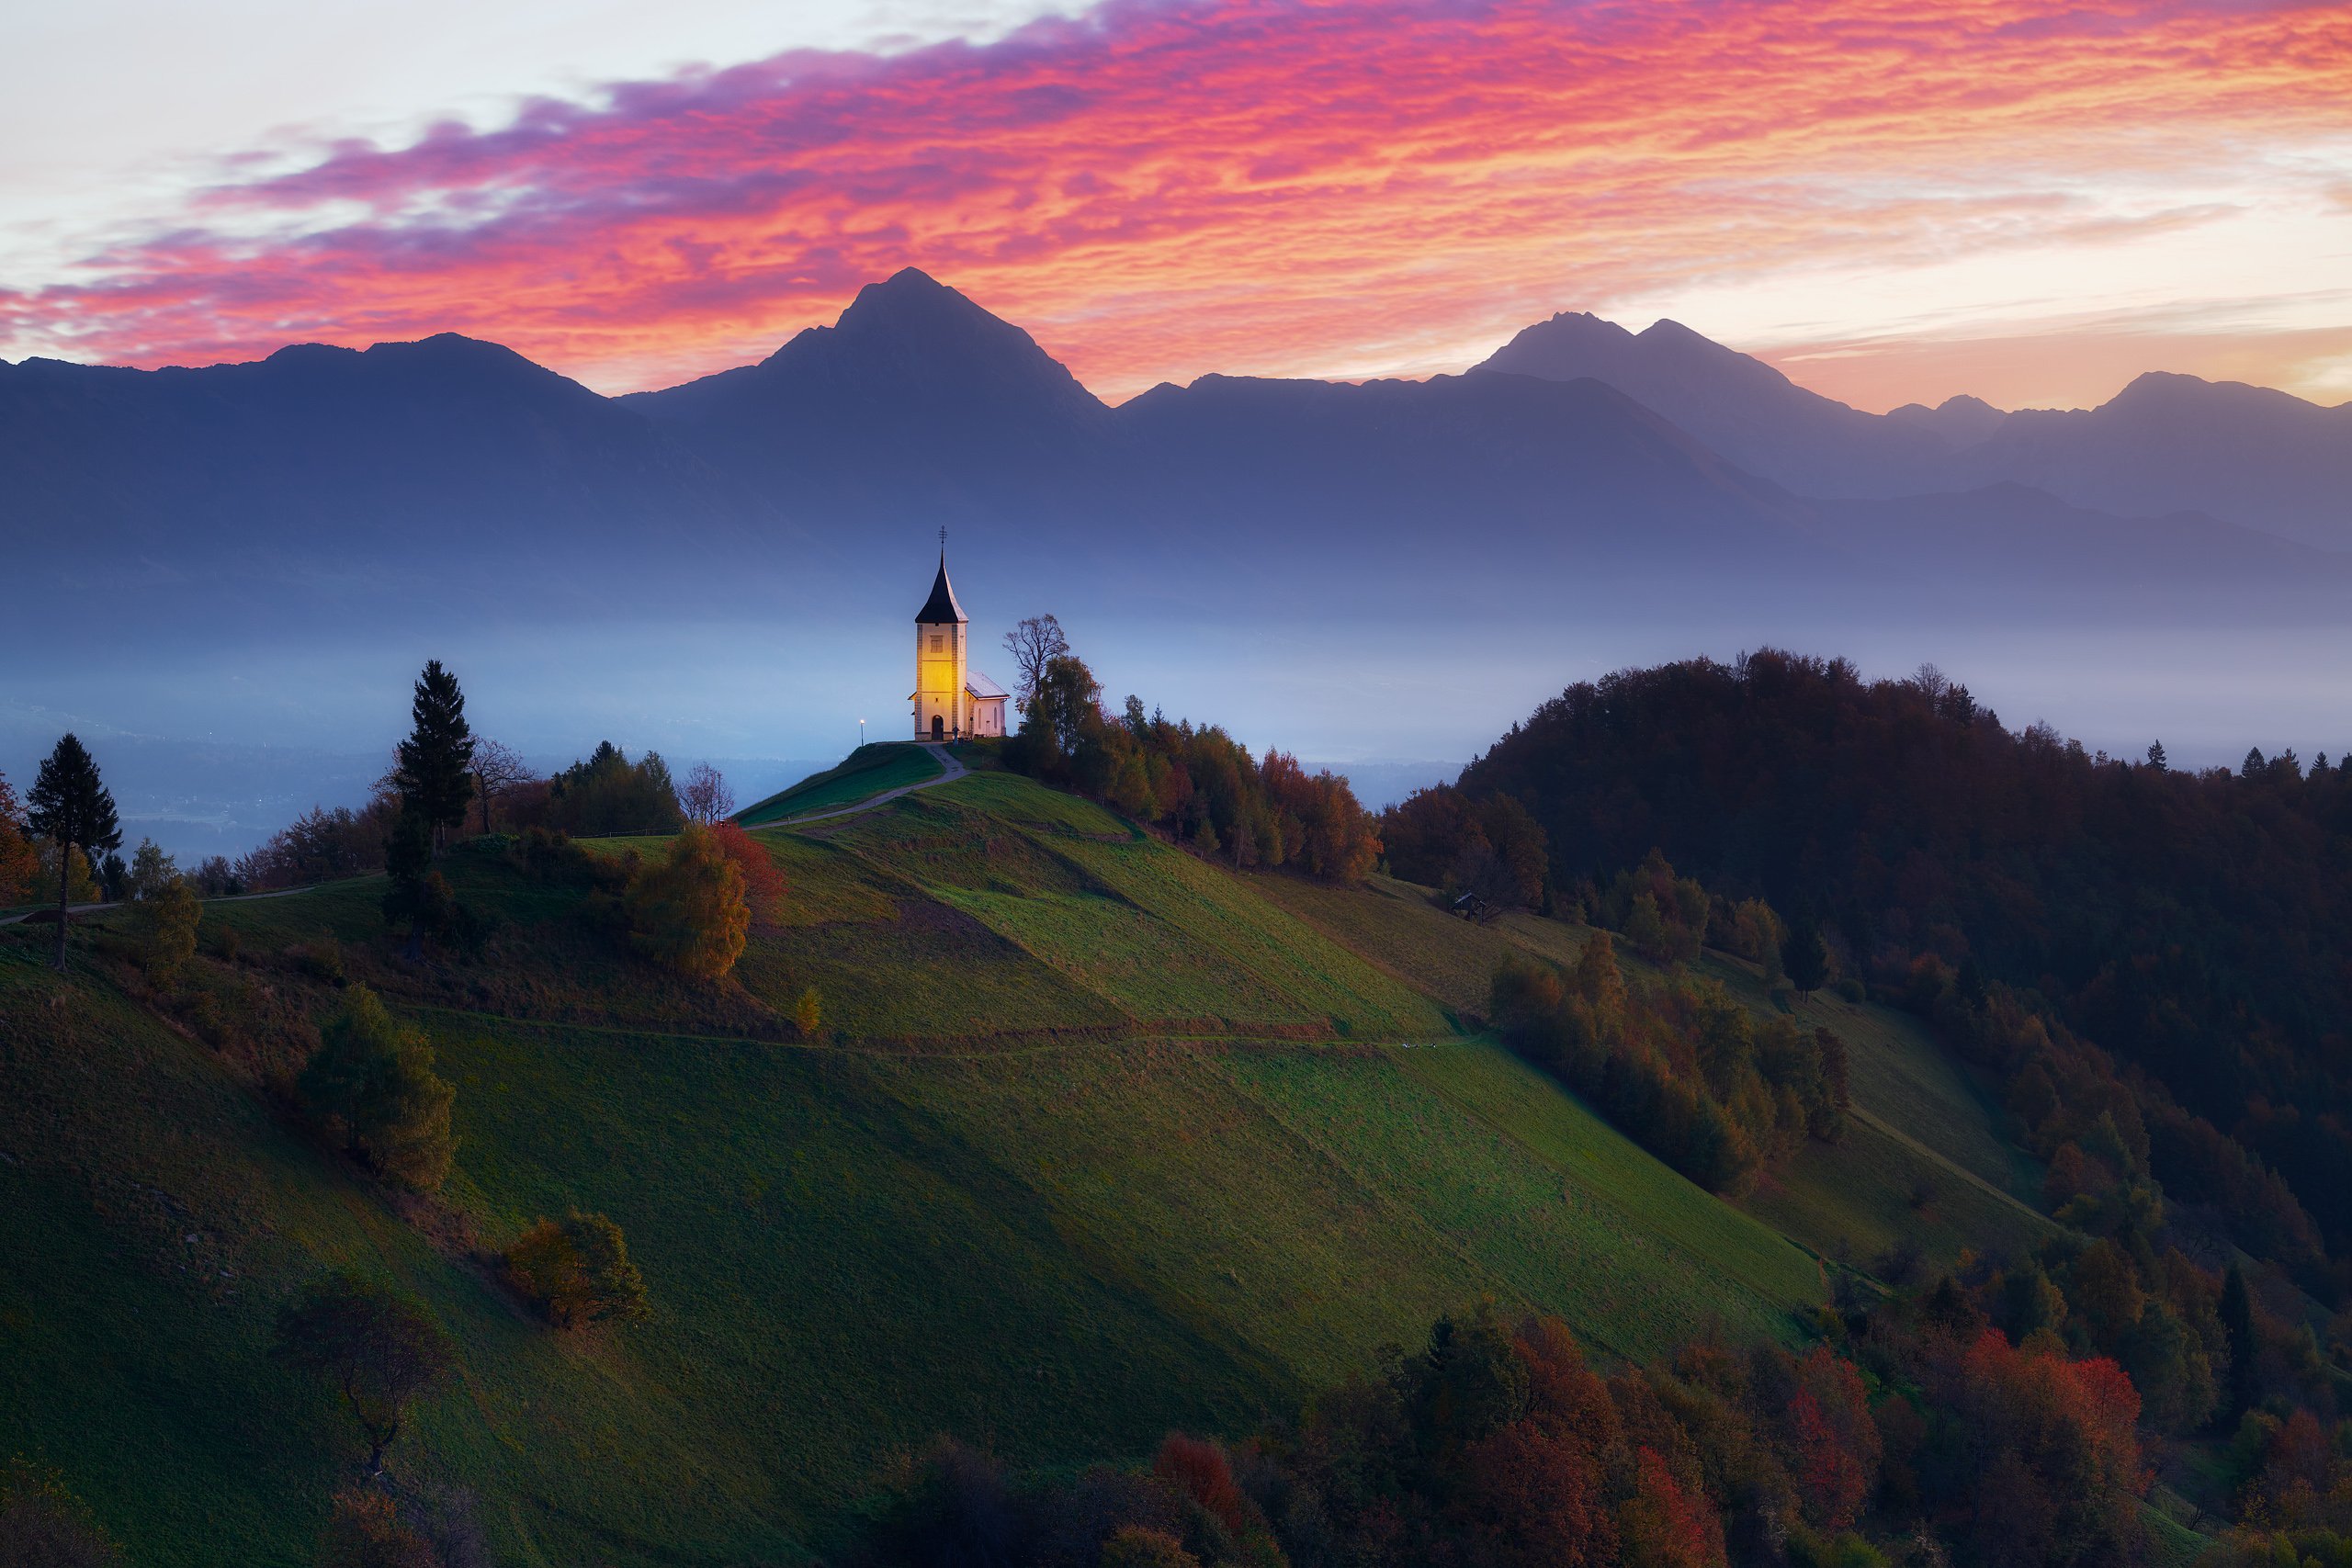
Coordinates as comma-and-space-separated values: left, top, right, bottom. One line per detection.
624, 268, 1108, 456
1886, 393, 2007, 448
711, 271, 1102, 422
1476, 307, 1960, 495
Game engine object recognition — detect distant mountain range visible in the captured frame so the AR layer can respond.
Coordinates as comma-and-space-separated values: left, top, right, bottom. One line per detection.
1478, 310, 2352, 548
4, 266, 2348, 655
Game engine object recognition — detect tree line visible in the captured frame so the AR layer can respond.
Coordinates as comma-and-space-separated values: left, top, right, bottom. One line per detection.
999, 615, 1380, 885
844, 1277, 2164, 1568
1491, 928, 1849, 1194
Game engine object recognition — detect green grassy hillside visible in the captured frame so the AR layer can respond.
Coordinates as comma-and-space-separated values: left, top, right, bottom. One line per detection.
736, 742, 943, 825
0, 763, 2065, 1565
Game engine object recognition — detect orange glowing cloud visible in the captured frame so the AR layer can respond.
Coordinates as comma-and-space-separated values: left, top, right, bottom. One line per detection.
5, 0, 2347, 404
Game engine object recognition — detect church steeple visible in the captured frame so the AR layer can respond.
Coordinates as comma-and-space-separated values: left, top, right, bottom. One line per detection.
915, 548, 967, 625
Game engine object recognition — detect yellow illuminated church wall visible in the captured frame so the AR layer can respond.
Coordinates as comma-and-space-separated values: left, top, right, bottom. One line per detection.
914, 617, 966, 739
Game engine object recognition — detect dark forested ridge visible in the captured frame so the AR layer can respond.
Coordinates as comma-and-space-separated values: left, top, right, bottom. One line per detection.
1460, 651, 2352, 1262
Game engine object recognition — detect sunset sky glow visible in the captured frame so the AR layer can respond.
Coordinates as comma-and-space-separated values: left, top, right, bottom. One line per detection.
6, 0, 2349, 410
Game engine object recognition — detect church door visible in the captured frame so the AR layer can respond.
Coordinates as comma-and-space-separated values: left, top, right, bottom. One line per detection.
932, 714, 944, 740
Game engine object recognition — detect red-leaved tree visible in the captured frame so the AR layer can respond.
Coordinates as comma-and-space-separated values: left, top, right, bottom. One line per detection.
1616, 1447, 1725, 1568
1786, 1345, 1879, 1529
707, 821, 786, 929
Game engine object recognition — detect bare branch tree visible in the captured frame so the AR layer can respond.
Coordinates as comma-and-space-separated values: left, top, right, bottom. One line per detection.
1002, 614, 1069, 716
469, 739, 538, 834
680, 761, 736, 826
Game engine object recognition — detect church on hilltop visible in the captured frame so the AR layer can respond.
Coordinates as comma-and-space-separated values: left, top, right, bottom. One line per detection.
910, 542, 1010, 741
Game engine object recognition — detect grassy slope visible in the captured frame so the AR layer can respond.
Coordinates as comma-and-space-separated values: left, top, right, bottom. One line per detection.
735, 743, 942, 826
1, 766, 2067, 1564
1257, 870, 2057, 1271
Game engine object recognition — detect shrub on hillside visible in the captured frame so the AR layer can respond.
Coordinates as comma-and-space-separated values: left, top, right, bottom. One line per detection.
794, 987, 823, 1039
507, 826, 626, 888
315, 1489, 436, 1568
298, 986, 457, 1191
296, 935, 345, 985
380, 807, 485, 961
0, 1458, 121, 1567
1101, 1527, 1200, 1568
503, 1211, 649, 1329
130, 876, 200, 981
624, 823, 749, 982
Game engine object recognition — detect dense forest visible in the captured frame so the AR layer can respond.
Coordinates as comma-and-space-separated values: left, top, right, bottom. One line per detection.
1443, 651, 2352, 1279
1336, 652, 2352, 1562
849, 1268, 2352, 1568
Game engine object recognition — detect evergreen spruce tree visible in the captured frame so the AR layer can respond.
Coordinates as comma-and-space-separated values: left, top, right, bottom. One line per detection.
2220, 1262, 2257, 1416
27, 734, 121, 973
392, 660, 475, 855
1781, 915, 1831, 999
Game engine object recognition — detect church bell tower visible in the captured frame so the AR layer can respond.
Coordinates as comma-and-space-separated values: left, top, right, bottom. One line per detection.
913, 532, 968, 741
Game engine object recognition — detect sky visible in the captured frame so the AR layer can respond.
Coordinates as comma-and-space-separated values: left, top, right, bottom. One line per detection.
5, 0, 2350, 412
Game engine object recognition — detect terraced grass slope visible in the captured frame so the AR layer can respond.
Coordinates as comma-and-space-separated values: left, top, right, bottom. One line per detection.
0, 763, 2054, 1565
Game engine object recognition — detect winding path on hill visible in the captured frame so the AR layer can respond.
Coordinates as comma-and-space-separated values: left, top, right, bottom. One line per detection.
0, 884, 321, 927
767, 742, 967, 828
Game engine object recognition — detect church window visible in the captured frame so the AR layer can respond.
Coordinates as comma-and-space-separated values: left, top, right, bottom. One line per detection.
929, 634, 944, 652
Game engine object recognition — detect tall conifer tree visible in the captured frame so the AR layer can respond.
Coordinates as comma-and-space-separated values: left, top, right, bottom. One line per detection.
2220, 1262, 2257, 1415
27, 734, 121, 973
392, 661, 474, 855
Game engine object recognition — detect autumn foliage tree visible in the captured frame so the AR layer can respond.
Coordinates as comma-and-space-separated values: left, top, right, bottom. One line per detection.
624, 822, 749, 981
298, 986, 458, 1191
999, 637, 1382, 886
707, 821, 786, 928
1781, 1347, 1878, 1530
503, 1211, 649, 1328
0, 773, 37, 907
129, 874, 200, 983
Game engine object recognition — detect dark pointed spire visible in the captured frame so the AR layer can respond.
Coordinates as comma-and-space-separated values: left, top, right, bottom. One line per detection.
916, 533, 966, 624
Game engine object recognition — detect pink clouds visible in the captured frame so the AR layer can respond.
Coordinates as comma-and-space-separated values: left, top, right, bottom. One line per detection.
5, 0, 2347, 400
